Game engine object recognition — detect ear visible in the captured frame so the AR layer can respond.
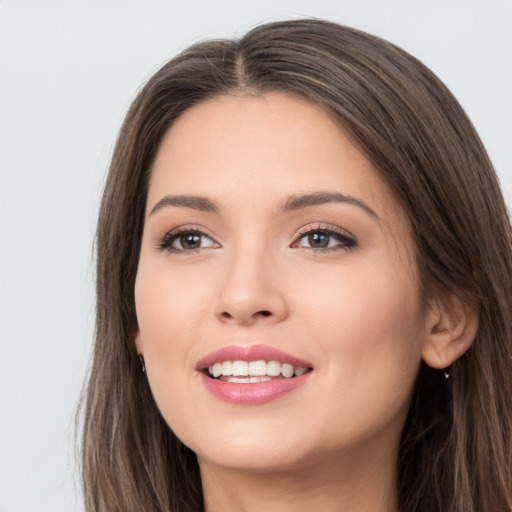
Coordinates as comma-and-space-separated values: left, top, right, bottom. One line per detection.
135, 330, 143, 356
422, 292, 479, 370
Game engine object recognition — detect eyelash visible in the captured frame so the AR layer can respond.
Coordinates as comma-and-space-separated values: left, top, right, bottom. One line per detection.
156, 224, 357, 254
292, 224, 357, 252
156, 226, 216, 254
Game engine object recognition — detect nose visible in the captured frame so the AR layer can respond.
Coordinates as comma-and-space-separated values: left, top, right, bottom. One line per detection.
215, 247, 289, 326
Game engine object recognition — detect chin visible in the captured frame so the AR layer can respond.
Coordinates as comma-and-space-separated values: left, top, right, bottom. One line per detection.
177, 415, 336, 475
195, 440, 319, 475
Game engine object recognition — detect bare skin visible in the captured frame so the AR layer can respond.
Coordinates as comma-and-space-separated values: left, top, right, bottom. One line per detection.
134, 93, 477, 512
199, 431, 400, 512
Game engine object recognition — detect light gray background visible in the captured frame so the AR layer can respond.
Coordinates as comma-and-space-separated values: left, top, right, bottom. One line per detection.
0, 1, 510, 511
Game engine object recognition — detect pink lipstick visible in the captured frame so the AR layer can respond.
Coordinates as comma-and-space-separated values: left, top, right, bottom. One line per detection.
196, 344, 313, 405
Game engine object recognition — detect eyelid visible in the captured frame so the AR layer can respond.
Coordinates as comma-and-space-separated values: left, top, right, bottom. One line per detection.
155, 224, 220, 253
154, 222, 356, 253
291, 223, 357, 251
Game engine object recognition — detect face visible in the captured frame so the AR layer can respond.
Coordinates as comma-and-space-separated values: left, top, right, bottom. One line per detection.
135, 93, 431, 474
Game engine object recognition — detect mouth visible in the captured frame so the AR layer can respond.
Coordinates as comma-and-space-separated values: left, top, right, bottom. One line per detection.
204, 360, 311, 383
197, 345, 313, 404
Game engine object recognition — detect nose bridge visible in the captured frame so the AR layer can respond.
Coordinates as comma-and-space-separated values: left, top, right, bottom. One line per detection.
215, 237, 287, 325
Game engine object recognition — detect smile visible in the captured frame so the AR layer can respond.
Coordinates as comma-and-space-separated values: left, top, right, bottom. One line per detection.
207, 360, 310, 382
197, 345, 313, 405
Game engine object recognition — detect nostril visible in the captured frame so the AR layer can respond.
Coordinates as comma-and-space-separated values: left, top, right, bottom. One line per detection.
217, 309, 276, 324
220, 310, 271, 319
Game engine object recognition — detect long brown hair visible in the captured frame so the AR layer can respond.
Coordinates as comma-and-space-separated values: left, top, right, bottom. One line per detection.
79, 19, 512, 511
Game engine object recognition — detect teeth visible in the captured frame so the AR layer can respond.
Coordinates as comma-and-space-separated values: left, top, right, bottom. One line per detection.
207, 360, 310, 379
232, 360, 249, 376
281, 363, 294, 378
212, 362, 222, 378
294, 366, 307, 377
222, 376, 273, 383
248, 360, 267, 376
267, 360, 281, 377
221, 361, 233, 376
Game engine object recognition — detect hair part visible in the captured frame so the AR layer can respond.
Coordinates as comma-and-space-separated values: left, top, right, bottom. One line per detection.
79, 18, 512, 512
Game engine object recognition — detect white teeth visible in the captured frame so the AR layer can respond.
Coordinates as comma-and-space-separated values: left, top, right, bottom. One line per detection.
223, 376, 273, 383
294, 366, 308, 377
212, 362, 222, 378
250, 376, 271, 383
267, 360, 282, 377
232, 360, 249, 376
248, 360, 267, 376
281, 363, 294, 378
221, 361, 233, 376
230, 377, 250, 383
207, 360, 310, 380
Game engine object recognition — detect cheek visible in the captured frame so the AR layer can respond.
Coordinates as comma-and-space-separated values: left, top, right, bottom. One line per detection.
289, 263, 425, 446
134, 261, 211, 416
135, 260, 213, 345
298, 258, 425, 392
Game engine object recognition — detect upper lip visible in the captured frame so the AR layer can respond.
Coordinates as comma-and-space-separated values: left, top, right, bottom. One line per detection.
196, 344, 313, 370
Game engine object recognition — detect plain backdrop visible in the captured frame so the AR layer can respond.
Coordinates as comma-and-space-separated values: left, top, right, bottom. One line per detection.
0, 1, 510, 511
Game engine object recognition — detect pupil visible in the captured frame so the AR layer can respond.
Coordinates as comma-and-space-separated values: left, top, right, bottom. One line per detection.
181, 233, 201, 249
309, 232, 329, 248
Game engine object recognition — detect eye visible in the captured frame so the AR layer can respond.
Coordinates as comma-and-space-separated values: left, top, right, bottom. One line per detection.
157, 228, 219, 253
293, 226, 356, 251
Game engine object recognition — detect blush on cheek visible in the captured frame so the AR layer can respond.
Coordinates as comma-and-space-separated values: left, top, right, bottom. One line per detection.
307, 270, 423, 380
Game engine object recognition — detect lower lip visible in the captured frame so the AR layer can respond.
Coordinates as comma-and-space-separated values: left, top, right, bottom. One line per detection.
199, 372, 311, 405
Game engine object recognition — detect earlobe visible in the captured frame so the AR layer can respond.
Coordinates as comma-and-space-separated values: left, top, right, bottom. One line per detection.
422, 293, 479, 370
135, 330, 143, 356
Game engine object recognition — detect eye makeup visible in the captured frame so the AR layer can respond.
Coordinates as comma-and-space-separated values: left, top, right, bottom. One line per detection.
155, 221, 357, 255
155, 226, 218, 254
292, 223, 357, 252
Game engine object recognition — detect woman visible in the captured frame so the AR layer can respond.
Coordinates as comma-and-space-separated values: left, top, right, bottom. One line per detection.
80, 19, 512, 512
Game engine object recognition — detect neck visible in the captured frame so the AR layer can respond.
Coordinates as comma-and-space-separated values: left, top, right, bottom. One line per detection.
199, 443, 399, 512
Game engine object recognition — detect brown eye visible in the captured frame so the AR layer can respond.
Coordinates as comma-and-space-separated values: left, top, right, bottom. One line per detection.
294, 227, 357, 251
177, 233, 202, 250
307, 232, 330, 248
170, 231, 216, 251
157, 229, 218, 253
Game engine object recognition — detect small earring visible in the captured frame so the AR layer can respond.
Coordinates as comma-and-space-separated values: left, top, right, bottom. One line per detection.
138, 355, 146, 373
443, 368, 450, 379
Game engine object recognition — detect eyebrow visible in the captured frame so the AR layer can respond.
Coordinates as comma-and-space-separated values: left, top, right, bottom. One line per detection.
150, 195, 219, 216
282, 192, 379, 219
149, 191, 379, 219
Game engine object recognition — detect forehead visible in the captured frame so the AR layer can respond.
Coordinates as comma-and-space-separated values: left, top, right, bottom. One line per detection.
148, 92, 400, 223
